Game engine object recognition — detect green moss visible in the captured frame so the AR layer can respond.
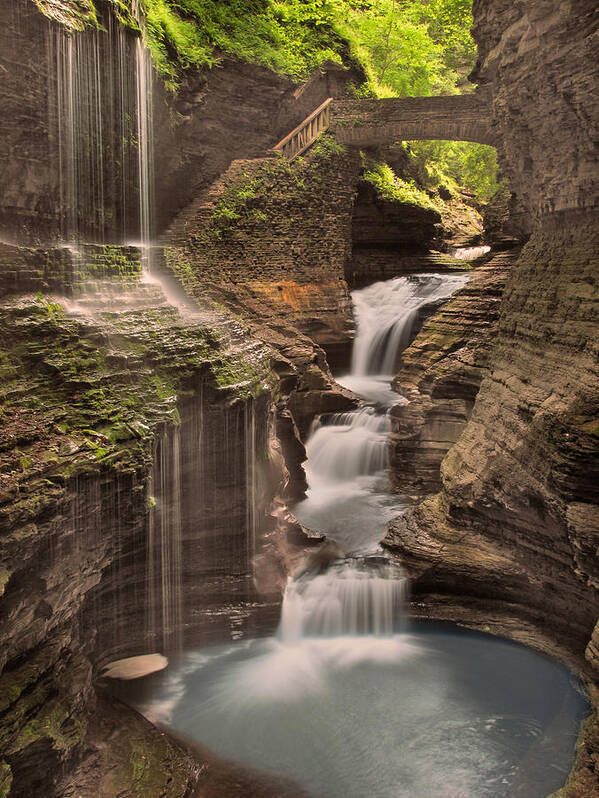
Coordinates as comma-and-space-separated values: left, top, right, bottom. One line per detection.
0, 351, 18, 383
362, 156, 440, 213
34, 294, 66, 326
128, 737, 181, 796
33, 0, 99, 31
0, 761, 12, 798
199, 133, 347, 242
15, 700, 86, 752
582, 420, 599, 438
0, 569, 9, 598
206, 176, 267, 239
75, 245, 142, 282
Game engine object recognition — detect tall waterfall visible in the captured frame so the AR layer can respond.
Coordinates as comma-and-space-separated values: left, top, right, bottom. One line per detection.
135, 37, 154, 268
147, 426, 184, 653
49, 15, 153, 248
290, 272, 470, 639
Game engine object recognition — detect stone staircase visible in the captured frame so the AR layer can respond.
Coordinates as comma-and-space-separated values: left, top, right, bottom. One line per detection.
161, 157, 275, 248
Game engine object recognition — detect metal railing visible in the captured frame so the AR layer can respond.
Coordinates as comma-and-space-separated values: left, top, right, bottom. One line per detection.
272, 98, 333, 160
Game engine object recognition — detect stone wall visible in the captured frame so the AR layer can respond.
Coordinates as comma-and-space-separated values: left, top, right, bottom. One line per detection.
473, 0, 599, 222
153, 59, 361, 237
162, 137, 363, 370
331, 93, 496, 147
0, 243, 142, 298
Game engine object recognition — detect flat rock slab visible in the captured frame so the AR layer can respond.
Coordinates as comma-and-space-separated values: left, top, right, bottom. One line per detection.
102, 654, 168, 680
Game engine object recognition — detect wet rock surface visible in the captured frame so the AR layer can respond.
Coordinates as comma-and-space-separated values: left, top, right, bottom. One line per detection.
0, 264, 290, 796
389, 250, 513, 496
0, 0, 598, 794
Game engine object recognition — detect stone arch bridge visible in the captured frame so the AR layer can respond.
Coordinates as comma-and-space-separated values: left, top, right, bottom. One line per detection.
273, 93, 496, 160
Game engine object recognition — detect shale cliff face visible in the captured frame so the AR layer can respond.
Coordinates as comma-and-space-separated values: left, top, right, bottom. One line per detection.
474, 0, 599, 224
389, 250, 513, 497
0, 0, 359, 245
385, 0, 599, 719
0, 253, 288, 796
162, 137, 363, 375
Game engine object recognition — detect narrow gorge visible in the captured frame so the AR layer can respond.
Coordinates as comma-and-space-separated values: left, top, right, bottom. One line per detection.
0, 1, 597, 797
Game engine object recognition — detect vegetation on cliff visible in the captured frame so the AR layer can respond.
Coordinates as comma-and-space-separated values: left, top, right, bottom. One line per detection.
33, 0, 498, 202
141, 0, 499, 203
362, 157, 439, 211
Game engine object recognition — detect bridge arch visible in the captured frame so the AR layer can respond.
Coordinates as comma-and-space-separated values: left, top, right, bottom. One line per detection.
330, 95, 496, 148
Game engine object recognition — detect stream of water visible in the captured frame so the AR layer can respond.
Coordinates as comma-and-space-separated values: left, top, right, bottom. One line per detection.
293, 272, 469, 554
125, 271, 588, 796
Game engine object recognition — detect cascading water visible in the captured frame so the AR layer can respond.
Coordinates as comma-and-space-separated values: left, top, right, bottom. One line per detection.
279, 560, 406, 641
289, 273, 469, 636
49, 11, 154, 257
293, 273, 469, 554
347, 272, 471, 389
123, 270, 588, 797
50, 20, 136, 244
450, 244, 491, 260
147, 425, 184, 653
134, 35, 154, 270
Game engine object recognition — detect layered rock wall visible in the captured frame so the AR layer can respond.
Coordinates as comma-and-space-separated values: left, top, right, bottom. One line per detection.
473, 0, 599, 224
386, 0, 599, 723
0, 0, 360, 245
0, 256, 284, 795
162, 138, 363, 371
389, 251, 513, 496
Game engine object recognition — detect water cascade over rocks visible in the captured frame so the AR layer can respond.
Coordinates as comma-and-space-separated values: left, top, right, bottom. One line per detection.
348, 272, 472, 392
127, 271, 588, 798
293, 273, 469, 555
288, 272, 470, 636
279, 559, 406, 641
49, 15, 152, 246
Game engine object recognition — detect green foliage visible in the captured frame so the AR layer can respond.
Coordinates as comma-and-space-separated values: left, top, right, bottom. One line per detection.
332, 0, 499, 203
141, 0, 347, 88
363, 157, 439, 211
15, 700, 86, 752
405, 140, 500, 202
334, 0, 475, 98
0, 761, 12, 798
35, 0, 497, 201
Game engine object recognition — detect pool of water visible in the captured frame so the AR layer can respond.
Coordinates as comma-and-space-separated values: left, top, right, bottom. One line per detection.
124, 623, 587, 798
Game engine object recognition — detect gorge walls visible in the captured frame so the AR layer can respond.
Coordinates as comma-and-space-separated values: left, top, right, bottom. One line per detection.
386, 0, 599, 703
0, 0, 360, 245
1, 0, 598, 794
389, 250, 513, 497
0, 260, 288, 795
474, 0, 599, 224
161, 138, 363, 374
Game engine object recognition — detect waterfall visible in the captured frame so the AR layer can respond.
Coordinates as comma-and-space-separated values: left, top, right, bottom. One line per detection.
279, 560, 406, 642
147, 426, 183, 653
450, 245, 491, 260
135, 36, 154, 269
304, 408, 390, 484
49, 13, 153, 249
291, 272, 470, 635
350, 273, 471, 377
245, 401, 258, 571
